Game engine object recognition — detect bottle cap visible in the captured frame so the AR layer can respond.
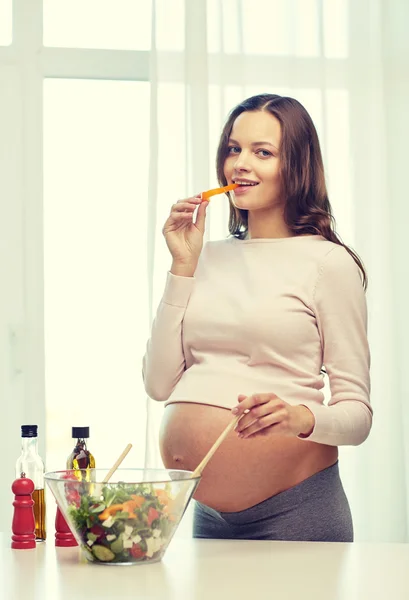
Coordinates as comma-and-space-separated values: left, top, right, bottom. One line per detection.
21, 425, 38, 438
72, 427, 90, 439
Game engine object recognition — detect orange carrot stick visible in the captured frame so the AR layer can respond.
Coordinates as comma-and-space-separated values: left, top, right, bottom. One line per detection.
201, 183, 238, 200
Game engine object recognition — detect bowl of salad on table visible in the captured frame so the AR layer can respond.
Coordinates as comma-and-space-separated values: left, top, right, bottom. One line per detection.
45, 468, 199, 566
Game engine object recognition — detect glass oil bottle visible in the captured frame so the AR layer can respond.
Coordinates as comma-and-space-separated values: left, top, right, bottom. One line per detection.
15, 425, 46, 541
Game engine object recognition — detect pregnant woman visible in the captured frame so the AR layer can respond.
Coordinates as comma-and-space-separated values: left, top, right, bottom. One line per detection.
142, 94, 372, 542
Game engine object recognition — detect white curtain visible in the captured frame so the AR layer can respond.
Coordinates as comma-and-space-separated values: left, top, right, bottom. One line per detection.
143, 0, 409, 542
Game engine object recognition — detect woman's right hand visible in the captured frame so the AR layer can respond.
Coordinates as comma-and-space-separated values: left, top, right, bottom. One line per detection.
162, 195, 208, 275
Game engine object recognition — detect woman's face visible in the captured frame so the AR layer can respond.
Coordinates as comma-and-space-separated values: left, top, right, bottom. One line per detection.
224, 110, 282, 211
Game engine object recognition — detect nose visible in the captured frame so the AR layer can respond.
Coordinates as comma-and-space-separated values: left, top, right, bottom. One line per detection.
233, 150, 251, 172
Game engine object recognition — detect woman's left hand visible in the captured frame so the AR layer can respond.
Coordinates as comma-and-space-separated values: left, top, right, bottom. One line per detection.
231, 393, 315, 439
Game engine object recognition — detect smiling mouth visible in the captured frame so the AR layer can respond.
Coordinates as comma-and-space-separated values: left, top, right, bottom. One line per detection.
232, 181, 259, 188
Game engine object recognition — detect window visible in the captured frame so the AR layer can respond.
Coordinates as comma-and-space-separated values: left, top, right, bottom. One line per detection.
207, 0, 348, 58
43, 0, 151, 50
0, 0, 12, 45
43, 79, 151, 470
43, 0, 185, 51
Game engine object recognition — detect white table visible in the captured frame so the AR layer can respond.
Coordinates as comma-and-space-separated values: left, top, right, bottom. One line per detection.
1, 532, 409, 600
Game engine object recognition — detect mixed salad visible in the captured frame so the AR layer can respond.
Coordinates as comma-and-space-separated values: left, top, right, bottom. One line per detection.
67, 481, 177, 564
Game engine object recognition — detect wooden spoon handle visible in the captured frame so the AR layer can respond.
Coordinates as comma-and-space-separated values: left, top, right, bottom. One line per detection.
102, 443, 133, 483
191, 415, 241, 478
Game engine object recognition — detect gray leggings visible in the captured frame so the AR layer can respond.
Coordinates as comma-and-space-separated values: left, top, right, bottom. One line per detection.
193, 461, 353, 542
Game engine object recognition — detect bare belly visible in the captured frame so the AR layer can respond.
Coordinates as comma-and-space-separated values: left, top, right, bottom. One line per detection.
159, 402, 338, 512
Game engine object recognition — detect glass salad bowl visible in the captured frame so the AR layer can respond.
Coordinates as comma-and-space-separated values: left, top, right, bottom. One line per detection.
45, 468, 200, 566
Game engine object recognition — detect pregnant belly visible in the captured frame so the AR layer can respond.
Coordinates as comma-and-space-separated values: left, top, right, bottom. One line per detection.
159, 402, 338, 512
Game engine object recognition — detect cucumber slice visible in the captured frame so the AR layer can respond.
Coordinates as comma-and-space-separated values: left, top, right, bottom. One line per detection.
92, 544, 115, 562
90, 503, 106, 514
110, 537, 124, 554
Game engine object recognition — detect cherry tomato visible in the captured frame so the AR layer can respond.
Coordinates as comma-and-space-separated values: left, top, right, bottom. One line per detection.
147, 507, 159, 526
130, 543, 145, 559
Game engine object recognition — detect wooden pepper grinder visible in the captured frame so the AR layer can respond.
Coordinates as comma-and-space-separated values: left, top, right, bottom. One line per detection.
11, 476, 36, 549
55, 505, 78, 547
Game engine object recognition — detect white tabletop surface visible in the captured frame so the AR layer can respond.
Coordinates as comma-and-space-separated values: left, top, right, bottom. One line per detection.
1, 531, 409, 600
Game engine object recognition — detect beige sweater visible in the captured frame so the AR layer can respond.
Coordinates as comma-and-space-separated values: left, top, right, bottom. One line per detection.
143, 235, 372, 446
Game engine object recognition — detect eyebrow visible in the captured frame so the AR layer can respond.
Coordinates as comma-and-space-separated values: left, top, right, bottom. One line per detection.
228, 138, 278, 151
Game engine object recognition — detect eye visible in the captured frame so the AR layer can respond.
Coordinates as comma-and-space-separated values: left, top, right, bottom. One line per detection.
256, 149, 273, 158
227, 146, 240, 155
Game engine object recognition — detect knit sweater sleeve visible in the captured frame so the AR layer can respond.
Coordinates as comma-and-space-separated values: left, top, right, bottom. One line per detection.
299, 246, 372, 446
142, 272, 195, 401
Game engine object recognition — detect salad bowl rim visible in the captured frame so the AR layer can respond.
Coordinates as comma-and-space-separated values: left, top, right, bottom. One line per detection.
44, 467, 201, 484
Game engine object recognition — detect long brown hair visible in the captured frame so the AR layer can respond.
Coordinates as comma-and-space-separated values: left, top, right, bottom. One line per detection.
216, 94, 367, 289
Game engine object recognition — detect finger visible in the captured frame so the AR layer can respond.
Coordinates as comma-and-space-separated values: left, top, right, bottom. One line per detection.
245, 422, 285, 439
169, 213, 194, 228
194, 198, 208, 234
164, 211, 193, 228
231, 393, 278, 415
162, 213, 193, 235
235, 401, 278, 432
176, 196, 202, 205
168, 211, 195, 226
171, 202, 200, 213
238, 412, 286, 438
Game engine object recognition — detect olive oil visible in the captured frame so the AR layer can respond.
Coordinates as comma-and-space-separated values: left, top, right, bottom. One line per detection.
32, 488, 46, 541
67, 427, 95, 481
